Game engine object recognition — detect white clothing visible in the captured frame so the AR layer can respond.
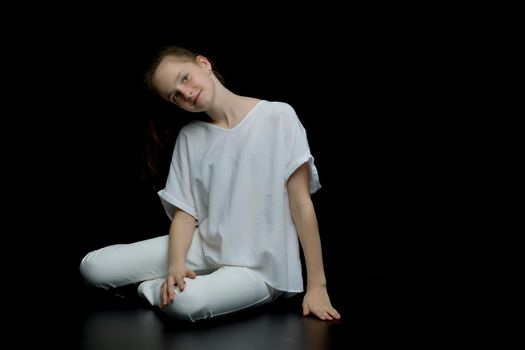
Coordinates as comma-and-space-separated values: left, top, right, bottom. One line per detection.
158, 100, 320, 292
137, 267, 279, 322
80, 232, 283, 322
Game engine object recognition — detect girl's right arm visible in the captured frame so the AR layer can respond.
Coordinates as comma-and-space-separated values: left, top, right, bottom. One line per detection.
160, 209, 197, 309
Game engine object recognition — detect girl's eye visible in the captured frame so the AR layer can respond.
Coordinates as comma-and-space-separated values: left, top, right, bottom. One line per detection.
182, 73, 189, 82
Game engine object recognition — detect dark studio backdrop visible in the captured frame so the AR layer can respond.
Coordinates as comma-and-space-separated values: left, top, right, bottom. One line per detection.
9, 15, 447, 321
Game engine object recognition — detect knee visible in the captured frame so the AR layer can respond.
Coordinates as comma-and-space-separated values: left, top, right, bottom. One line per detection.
79, 251, 112, 289
166, 290, 210, 322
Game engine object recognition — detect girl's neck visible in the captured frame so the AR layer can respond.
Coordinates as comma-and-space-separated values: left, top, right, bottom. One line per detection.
207, 90, 260, 129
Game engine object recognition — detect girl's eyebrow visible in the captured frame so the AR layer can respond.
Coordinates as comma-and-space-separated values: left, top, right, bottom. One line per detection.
168, 71, 182, 101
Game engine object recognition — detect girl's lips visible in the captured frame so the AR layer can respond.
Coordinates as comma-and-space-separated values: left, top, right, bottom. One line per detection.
193, 91, 201, 106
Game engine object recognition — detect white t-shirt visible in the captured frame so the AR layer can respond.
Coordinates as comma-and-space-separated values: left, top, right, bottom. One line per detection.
158, 100, 320, 292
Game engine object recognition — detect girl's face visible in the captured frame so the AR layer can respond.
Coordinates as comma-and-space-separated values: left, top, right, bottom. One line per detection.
153, 55, 214, 112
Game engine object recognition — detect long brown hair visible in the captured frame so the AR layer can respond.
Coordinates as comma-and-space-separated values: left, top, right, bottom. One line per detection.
143, 46, 224, 191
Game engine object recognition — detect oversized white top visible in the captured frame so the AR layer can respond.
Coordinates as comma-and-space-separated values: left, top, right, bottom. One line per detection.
158, 100, 320, 292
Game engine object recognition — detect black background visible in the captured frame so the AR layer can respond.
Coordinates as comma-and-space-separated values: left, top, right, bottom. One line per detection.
7, 11, 451, 311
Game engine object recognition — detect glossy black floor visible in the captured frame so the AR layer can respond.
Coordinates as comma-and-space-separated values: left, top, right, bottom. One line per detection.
13, 269, 433, 349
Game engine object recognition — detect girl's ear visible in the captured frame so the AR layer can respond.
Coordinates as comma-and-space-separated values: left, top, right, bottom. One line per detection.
196, 55, 212, 72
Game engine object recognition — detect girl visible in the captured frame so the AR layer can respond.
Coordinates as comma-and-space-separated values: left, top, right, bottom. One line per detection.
80, 46, 340, 322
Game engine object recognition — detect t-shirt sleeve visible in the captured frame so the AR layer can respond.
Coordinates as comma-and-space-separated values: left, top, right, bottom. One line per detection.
157, 133, 198, 220
284, 106, 321, 194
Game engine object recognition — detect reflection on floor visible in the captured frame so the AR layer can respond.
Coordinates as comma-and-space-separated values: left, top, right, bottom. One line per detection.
13, 271, 433, 349
80, 306, 332, 350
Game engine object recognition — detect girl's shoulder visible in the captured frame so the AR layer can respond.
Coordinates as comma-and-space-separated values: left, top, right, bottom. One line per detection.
261, 101, 299, 124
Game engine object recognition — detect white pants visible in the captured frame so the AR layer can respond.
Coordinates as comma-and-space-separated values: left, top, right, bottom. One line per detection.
79, 230, 282, 322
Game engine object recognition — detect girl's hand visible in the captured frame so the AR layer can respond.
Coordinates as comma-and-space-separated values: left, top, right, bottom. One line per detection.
302, 285, 341, 321
160, 267, 197, 309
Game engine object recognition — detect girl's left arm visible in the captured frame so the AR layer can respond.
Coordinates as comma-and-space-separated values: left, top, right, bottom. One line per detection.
287, 162, 341, 321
